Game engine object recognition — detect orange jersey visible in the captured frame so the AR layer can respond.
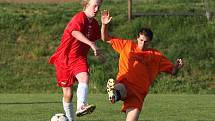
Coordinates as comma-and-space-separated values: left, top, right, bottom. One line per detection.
110, 37, 174, 95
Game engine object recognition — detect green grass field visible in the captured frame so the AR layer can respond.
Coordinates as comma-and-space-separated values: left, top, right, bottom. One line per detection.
0, 1, 214, 121
0, 94, 214, 121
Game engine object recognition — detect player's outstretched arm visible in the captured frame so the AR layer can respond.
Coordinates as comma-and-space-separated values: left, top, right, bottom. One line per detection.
172, 58, 184, 75
72, 30, 106, 63
72, 30, 98, 52
72, 31, 101, 55
101, 10, 112, 43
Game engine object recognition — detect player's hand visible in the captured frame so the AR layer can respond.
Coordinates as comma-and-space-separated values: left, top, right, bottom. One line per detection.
176, 58, 183, 69
90, 42, 100, 56
101, 10, 112, 25
90, 43, 106, 63
171, 58, 184, 75
93, 48, 106, 63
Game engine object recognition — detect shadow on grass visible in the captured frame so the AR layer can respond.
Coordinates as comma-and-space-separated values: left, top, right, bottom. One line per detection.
0, 101, 61, 105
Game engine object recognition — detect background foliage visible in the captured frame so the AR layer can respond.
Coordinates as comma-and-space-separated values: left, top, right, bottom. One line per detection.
0, 0, 214, 93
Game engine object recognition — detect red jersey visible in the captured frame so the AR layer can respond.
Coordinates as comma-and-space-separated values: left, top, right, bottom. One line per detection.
110, 37, 174, 95
49, 11, 101, 67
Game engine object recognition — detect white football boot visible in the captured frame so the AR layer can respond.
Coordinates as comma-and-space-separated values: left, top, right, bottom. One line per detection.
106, 78, 116, 103
76, 104, 96, 117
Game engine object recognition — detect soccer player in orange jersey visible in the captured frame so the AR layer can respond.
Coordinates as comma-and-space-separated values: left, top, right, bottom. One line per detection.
101, 10, 184, 121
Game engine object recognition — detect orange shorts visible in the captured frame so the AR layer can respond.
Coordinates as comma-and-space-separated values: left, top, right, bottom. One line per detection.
54, 62, 89, 87
117, 80, 147, 112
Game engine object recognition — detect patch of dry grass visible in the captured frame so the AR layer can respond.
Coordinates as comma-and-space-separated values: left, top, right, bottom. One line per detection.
0, 0, 79, 4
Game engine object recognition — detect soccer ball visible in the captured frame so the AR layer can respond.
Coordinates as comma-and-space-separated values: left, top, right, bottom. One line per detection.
51, 113, 68, 121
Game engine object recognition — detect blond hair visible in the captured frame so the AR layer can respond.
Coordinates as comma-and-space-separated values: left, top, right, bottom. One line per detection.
82, 0, 103, 10
83, 0, 90, 10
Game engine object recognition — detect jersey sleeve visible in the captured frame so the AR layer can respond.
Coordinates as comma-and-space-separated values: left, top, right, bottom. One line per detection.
110, 37, 129, 53
66, 12, 85, 33
159, 55, 174, 74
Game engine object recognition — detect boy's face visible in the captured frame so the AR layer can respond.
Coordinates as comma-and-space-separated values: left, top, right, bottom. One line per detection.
137, 34, 151, 50
85, 0, 102, 18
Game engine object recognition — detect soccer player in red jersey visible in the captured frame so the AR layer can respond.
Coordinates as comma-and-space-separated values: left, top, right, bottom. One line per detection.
101, 10, 184, 121
49, 0, 104, 120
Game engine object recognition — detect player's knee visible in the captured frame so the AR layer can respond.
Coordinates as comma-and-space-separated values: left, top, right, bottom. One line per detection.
76, 72, 89, 83
63, 93, 73, 102
126, 108, 140, 121
62, 88, 73, 102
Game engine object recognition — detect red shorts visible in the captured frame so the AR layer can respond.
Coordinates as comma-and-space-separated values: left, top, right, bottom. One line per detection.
117, 80, 147, 112
54, 62, 89, 87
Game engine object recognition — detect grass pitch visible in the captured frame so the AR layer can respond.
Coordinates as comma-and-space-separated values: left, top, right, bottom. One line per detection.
0, 94, 214, 121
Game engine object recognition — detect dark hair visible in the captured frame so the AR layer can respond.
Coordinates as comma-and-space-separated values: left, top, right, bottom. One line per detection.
138, 28, 153, 41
